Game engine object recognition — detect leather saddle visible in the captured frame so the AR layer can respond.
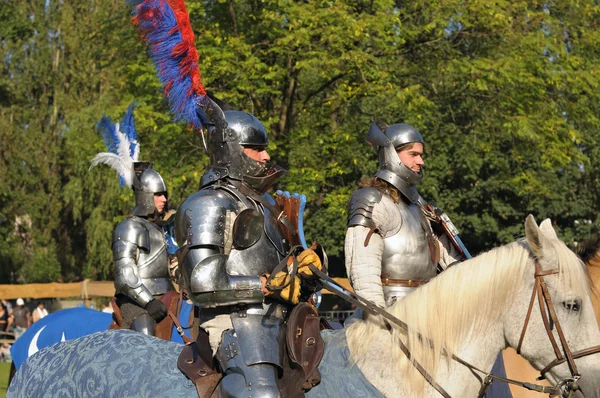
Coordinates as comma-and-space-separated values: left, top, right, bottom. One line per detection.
109, 290, 180, 341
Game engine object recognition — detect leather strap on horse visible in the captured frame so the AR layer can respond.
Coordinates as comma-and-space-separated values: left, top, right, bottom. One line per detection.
177, 328, 221, 398
539, 346, 600, 377
516, 262, 600, 385
173, 290, 193, 344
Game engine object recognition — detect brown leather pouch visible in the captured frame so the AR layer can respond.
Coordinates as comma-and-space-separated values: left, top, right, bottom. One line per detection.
286, 303, 325, 388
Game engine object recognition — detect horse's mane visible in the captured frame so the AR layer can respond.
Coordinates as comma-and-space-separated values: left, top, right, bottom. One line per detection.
346, 237, 590, 395
576, 234, 600, 265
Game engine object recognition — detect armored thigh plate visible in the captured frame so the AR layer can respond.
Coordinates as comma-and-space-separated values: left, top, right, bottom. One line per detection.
230, 303, 287, 369
215, 303, 288, 398
217, 330, 280, 398
131, 313, 157, 336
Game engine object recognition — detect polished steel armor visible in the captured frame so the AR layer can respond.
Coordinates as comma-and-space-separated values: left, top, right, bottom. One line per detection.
113, 216, 173, 307
178, 96, 297, 396
366, 122, 425, 204
132, 166, 168, 216
379, 200, 434, 305
176, 183, 288, 307
176, 179, 290, 397
347, 187, 434, 306
346, 187, 383, 230
130, 313, 157, 336
199, 110, 285, 193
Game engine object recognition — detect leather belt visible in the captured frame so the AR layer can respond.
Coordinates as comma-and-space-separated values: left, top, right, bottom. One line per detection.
380, 275, 429, 287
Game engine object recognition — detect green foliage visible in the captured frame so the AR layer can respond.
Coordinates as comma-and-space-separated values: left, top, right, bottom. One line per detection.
2, 0, 600, 283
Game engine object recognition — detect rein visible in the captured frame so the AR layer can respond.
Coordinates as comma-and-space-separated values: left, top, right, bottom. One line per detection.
308, 259, 600, 397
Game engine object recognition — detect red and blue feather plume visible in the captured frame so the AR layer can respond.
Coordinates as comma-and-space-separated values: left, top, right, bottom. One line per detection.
129, 0, 209, 131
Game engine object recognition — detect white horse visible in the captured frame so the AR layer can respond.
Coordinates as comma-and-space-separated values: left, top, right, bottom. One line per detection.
346, 215, 600, 397
9, 216, 600, 397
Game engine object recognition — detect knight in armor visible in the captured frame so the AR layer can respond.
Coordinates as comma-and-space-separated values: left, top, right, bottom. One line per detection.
126, 1, 323, 393
175, 108, 323, 397
345, 122, 462, 308
111, 165, 175, 335
90, 104, 175, 336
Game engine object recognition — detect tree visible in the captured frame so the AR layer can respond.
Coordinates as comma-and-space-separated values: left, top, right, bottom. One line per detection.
2, 0, 600, 283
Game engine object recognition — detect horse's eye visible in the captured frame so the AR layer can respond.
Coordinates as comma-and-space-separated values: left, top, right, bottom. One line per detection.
562, 300, 581, 312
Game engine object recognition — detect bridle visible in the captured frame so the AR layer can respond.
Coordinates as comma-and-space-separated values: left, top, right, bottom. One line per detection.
511, 260, 600, 397
308, 258, 600, 397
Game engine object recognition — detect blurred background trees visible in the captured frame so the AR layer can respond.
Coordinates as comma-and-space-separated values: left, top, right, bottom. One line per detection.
2, 0, 600, 282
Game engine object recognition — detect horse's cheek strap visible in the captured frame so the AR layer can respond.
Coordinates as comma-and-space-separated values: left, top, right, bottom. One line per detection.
516, 279, 539, 354
538, 278, 579, 377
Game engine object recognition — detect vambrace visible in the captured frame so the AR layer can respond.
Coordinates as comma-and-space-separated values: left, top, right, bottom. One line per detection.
113, 240, 154, 306
183, 247, 263, 308
344, 226, 386, 307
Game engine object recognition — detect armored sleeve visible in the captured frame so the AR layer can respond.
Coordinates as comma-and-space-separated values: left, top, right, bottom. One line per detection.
345, 189, 401, 307
112, 219, 154, 306
175, 189, 263, 307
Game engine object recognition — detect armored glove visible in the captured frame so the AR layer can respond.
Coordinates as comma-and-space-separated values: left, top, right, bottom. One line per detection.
262, 248, 323, 304
145, 299, 168, 322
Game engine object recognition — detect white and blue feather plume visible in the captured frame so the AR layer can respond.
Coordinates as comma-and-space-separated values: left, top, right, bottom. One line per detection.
90, 103, 140, 188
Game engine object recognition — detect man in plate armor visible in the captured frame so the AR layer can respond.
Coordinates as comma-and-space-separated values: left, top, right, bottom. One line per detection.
90, 105, 175, 335
345, 121, 461, 308
112, 164, 174, 335
175, 107, 322, 397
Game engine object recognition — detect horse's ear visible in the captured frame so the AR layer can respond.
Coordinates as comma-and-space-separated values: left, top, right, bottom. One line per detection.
539, 218, 558, 240
525, 214, 547, 258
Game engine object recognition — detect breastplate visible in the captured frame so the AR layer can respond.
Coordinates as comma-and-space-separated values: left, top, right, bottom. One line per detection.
226, 199, 289, 277
135, 218, 171, 293
381, 201, 435, 280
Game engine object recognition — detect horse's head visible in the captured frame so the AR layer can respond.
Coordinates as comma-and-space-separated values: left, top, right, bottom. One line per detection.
505, 215, 600, 396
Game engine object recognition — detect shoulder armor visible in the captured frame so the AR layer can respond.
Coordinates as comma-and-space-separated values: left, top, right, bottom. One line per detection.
113, 217, 150, 250
175, 187, 239, 248
347, 187, 383, 229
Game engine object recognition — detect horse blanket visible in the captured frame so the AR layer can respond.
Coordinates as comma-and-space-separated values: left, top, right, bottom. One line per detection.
9, 328, 384, 398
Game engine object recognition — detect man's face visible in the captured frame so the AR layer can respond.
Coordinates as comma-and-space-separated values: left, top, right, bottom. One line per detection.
243, 146, 270, 163
397, 142, 424, 173
154, 192, 168, 213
